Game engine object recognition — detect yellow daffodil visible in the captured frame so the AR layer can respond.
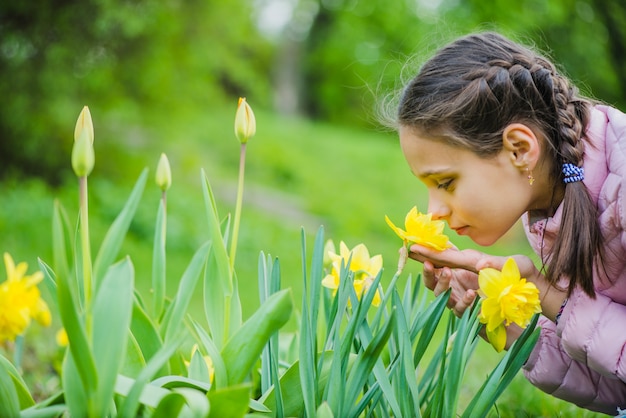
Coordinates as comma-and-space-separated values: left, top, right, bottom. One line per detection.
234, 97, 256, 144
385, 207, 451, 251
56, 328, 69, 347
322, 241, 383, 307
0, 253, 51, 343
477, 258, 542, 352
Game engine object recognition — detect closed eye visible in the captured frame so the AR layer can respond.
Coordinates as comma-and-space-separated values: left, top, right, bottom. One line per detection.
437, 179, 454, 191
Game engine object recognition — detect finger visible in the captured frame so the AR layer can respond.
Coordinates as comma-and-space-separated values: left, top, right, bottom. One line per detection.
433, 266, 452, 297
451, 289, 477, 318
422, 261, 437, 291
409, 244, 481, 272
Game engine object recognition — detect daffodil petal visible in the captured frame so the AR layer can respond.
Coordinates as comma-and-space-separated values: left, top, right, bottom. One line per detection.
486, 323, 507, 352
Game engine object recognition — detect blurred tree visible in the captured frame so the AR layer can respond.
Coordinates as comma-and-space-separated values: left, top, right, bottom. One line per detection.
278, 0, 626, 126
0, 0, 273, 183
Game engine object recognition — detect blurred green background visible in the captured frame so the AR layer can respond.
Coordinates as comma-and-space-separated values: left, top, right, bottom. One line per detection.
1, 0, 623, 415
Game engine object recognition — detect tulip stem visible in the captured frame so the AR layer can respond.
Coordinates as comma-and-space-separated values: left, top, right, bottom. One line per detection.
79, 176, 93, 320
229, 143, 247, 270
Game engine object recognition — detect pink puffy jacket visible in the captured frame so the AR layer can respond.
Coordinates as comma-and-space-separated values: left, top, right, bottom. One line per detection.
522, 105, 626, 414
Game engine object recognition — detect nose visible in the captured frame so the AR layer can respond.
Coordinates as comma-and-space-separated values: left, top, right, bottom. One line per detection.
427, 193, 451, 220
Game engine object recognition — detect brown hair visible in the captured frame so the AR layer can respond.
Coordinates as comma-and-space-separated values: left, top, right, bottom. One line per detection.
397, 32, 601, 297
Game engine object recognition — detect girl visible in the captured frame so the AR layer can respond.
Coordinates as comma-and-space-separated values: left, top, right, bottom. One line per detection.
393, 31, 626, 414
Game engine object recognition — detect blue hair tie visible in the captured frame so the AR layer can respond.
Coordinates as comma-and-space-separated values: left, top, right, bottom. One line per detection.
562, 163, 584, 183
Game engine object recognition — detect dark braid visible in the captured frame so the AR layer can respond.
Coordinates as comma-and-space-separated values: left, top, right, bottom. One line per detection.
397, 32, 602, 297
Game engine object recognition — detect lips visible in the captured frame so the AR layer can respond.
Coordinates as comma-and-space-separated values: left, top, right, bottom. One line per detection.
451, 226, 468, 235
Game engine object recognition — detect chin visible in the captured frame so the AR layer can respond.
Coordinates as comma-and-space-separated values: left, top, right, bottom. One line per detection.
468, 234, 499, 247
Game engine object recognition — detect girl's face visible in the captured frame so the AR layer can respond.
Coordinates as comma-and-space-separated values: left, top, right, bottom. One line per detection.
399, 126, 536, 246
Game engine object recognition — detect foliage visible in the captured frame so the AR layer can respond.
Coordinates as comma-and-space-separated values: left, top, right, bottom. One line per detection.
2, 0, 626, 182
0, 103, 548, 417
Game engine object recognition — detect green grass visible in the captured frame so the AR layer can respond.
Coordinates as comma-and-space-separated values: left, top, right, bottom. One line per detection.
0, 104, 604, 416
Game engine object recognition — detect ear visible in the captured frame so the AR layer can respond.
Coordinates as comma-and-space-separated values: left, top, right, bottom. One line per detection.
502, 123, 541, 170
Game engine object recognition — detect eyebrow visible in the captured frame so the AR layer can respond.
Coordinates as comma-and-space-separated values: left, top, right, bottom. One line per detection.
416, 168, 451, 179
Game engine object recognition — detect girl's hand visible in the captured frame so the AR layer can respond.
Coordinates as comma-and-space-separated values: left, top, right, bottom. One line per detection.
409, 244, 484, 317
422, 260, 479, 317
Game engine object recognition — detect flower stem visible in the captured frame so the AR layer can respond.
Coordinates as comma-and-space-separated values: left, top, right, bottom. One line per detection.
79, 176, 93, 318
229, 143, 247, 270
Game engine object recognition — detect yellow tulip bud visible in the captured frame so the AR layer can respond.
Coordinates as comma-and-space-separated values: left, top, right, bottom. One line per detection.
323, 239, 336, 268
74, 106, 94, 144
155, 153, 172, 191
71, 128, 95, 177
234, 97, 256, 144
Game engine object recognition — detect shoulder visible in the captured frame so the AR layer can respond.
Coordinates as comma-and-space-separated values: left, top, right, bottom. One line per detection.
589, 105, 626, 145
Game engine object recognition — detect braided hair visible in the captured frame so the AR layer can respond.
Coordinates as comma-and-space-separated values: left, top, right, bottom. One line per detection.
398, 32, 602, 297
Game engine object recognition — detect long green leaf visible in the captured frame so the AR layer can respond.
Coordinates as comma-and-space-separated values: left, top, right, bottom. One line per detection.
262, 351, 344, 417
192, 321, 228, 389
52, 198, 72, 285
163, 241, 210, 342
56, 259, 97, 400
61, 351, 89, 417
92, 257, 135, 413
130, 298, 166, 375
462, 315, 540, 417
391, 290, 420, 418
203, 241, 226, 349
221, 289, 293, 385
36, 259, 57, 308
92, 168, 148, 289
0, 354, 34, 409
207, 383, 251, 418
201, 169, 232, 296
345, 310, 396, 416
117, 338, 182, 417
0, 357, 20, 416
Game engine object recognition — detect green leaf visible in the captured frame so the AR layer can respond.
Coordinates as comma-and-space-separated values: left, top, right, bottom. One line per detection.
116, 374, 170, 413
299, 226, 326, 407
92, 168, 148, 289
345, 310, 395, 416
221, 288, 293, 385
204, 243, 226, 349
207, 384, 252, 418
413, 289, 450, 365
36, 259, 57, 310
188, 350, 212, 384
152, 198, 167, 319
61, 351, 89, 417
152, 393, 186, 418
117, 339, 182, 416
56, 261, 97, 400
462, 315, 540, 417
20, 404, 67, 418
391, 290, 420, 418
192, 322, 228, 389
52, 198, 72, 284
316, 402, 335, 418
92, 257, 135, 414
0, 356, 20, 417
162, 241, 210, 342
122, 330, 147, 377
152, 375, 211, 392
0, 354, 34, 409
201, 169, 232, 296
262, 351, 350, 417
170, 387, 211, 417
130, 298, 167, 375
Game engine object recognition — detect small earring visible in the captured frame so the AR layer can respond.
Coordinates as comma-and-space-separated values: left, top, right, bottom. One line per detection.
526, 168, 535, 186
